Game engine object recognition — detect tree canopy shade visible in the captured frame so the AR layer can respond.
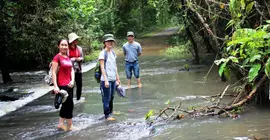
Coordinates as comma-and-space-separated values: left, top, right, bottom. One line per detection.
2, 0, 270, 91
0, 0, 173, 83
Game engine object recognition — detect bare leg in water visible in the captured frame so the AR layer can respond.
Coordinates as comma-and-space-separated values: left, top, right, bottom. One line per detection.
127, 79, 131, 88
137, 78, 142, 88
57, 117, 66, 130
66, 119, 73, 131
128, 79, 142, 88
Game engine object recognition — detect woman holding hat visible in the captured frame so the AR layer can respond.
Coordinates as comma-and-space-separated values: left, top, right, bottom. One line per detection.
99, 34, 121, 121
68, 33, 84, 100
52, 39, 75, 131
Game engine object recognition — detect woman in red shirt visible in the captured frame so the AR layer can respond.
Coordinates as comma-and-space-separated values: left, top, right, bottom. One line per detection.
68, 33, 84, 100
52, 39, 75, 131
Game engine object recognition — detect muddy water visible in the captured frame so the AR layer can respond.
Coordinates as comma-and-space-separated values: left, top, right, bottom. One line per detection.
1, 29, 270, 140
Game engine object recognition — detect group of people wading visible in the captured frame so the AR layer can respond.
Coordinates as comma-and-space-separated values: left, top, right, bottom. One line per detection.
51, 32, 142, 131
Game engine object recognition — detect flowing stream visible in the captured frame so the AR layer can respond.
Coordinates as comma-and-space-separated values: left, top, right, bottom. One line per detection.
0, 28, 270, 140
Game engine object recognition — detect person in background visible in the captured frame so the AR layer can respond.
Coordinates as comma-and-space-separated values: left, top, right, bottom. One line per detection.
68, 33, 84, 100
99, 34, 121, 121
52, 39, 75, 131
122, 31, 142, 88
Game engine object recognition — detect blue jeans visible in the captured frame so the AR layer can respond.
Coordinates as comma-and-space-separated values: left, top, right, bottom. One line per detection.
100, 81, 116, 119
125, 61, 140, 79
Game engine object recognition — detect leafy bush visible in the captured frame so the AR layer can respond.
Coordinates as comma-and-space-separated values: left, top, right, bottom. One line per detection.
84, 51, 100, 62
164, 44, 191, 58
215, 22, 270, 82
91, 40, 103, 51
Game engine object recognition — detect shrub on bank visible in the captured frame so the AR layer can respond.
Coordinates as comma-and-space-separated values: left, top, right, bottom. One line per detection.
84, 51, 100, 62
164, 45, 191, 58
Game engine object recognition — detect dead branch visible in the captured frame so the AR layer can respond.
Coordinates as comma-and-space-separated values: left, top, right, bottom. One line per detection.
254, 1, 268, 20
216, 85, 230, 106
153, 75, 267, 124
206, 0, 229, 7
166, 101, 182, 121
218, 75, 268, 115
232, 90, 246, 104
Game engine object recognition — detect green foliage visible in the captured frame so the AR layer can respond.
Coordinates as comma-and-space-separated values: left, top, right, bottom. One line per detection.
215, 23, 270, 82
265, 58, 270, 77
84, 51, 100, 62
164, 45, 191, 58
148, 0, 171, 26
1, 0, 164, 71
1, 0, 68, 69
231, 107, 244, 114
165, 100, 171, 105
145, 110, 154, 120
228, 0, 254, 29
91, 40, 103, 50
187, 106, 197, 111
164, 33, 191, 58
248, 64, 261, 82
184, 64, 189, 70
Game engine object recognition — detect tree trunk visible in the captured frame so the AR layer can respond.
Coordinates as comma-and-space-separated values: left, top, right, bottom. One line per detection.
186, 26, 200, 64
0, 47, 12, 84
0, 0, 12, 84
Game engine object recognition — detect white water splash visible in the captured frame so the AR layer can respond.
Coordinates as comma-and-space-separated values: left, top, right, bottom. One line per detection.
0, 85, 53, 117
81, 61, 97, 73
108, 118, 150, 140
10, 71, 46, 76
18, 113, 101, 140
175, 95, 209, 101
233, 137, 251, 140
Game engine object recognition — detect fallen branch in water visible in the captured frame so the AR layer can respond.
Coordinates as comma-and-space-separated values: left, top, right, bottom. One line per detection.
218, 75, 268, 115
151, 75, 268, 123
216, 85, 230, 106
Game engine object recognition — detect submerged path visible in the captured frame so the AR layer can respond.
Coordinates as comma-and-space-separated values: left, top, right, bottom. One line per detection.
1, 28, 270, 140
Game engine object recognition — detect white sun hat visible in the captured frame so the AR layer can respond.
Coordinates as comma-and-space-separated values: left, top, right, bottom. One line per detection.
68, 33, 80, 43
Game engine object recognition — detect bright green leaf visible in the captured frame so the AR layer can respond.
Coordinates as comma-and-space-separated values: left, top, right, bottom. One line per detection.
214, 58, 228, 65
250, 55, 262, 62
219, 62, 227, 77
266, 20, 270, 24
240, 0, 245, 9
248, 64, 261, 82
165, 100, 171, 105
265, 58, 270, 78
224, 66, 231, 80
228, 56, 239, 63
226, 20, 235, 30
246, 2, 254, 13
264, 49, 270, 55
145, 110, 154, 120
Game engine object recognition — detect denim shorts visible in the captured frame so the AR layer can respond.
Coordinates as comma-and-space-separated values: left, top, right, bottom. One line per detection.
125, 61, 140, 79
